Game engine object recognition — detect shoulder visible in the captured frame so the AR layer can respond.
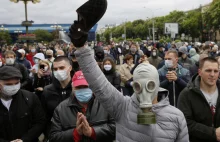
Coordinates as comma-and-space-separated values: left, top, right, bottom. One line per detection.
179, 67, 190, 74
19, 89, 38, 103
158, 66, 166, 74
114, 71, 121, 77
55, 98, 70, 111
43, 84, 56, 94
162, 105, 186, 122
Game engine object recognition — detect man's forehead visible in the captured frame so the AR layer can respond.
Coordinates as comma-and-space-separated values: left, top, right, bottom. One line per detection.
203, 61, 219, 69
53, 61, 68, 67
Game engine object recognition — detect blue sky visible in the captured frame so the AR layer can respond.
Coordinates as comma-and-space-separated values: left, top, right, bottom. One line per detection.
0, 0, 212, 29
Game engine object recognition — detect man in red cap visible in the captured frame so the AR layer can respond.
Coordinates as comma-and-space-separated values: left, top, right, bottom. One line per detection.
49, 71, 115, 142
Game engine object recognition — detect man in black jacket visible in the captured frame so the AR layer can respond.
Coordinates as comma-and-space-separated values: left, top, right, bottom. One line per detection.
41, 56, 73, 139
4, 51, 29, 89
0, 66, 46, 142
178, 57, 220, 142
49, 71, 115, 142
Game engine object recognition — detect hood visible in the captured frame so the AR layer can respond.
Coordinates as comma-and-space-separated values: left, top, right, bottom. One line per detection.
34, 53, 45, 60
150, 48, 159, 58
187, 74, 200, 90
189, 48, 197, 57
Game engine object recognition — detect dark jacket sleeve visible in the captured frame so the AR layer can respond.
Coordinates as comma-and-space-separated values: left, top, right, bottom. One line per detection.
49, 108, 74, 142
177, 89, 217, 141
19, 64, 29, 89
93, 116, 115, 141
21, 92, 46, 141
113, 72, 121, 91
0, 138, 9, 142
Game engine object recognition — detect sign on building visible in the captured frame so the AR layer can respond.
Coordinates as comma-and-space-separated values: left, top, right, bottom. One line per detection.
164, 23, 179, 34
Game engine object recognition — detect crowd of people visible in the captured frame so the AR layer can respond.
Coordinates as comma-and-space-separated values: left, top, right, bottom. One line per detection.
0, 40, 219, 142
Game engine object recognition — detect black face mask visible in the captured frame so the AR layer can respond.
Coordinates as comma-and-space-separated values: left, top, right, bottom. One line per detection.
46, 55, 52, 59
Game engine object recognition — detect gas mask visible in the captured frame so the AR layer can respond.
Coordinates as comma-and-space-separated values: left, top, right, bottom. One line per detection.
133, 63, 159, 125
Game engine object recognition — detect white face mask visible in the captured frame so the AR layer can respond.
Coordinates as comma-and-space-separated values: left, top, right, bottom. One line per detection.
0, 62, 2, 67
2, 83, 21, 96
34, 59, 39, 64
31, 49, 36, 53
54, 69, 69, 81
152, 52, 157, 56
104, 65, 112, 71
104, 50, 109, 54
165, 60, 174, 68
6, 58, 15, 65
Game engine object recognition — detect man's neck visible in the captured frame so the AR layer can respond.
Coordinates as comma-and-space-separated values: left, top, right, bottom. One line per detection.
60, 76, 71, 88
0, 93, 12, 101
200, 81, 217, 94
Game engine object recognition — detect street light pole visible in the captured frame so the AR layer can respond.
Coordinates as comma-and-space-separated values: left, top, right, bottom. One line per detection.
152, 19, 155, 43
24, 1, 28, 34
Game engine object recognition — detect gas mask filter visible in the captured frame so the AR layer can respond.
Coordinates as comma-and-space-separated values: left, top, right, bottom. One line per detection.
133, 63, 159, 125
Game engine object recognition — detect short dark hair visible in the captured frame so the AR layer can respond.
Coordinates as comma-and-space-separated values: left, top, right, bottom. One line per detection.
124, 54, 133, 62
199, 57, 218, 69
53, 56, 71, 66
166, 50, 178, 57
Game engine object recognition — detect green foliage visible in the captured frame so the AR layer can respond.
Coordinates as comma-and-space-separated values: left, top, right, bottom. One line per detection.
204, 0, 220, 30
0, 31, 12, 44
32, 29, 53, 42
103, 8, 207, 41
96, 34, 100, 42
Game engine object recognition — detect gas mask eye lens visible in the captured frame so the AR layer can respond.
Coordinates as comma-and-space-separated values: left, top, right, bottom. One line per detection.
133, 82, 142, 94
146, 81, 156, 93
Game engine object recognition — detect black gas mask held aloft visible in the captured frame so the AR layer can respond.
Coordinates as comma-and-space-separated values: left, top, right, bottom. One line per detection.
69, 0, 108, 47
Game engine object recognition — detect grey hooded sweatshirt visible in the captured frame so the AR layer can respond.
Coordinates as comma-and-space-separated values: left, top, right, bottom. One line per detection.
75, 47, 189, 142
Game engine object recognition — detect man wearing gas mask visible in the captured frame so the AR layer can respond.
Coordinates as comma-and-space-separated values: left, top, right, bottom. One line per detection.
74, 46, 189, 142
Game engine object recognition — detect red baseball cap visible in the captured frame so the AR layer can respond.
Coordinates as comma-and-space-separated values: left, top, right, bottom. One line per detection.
72, 71, 89, 87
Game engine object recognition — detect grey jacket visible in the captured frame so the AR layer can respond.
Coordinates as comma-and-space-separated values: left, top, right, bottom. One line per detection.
75, 47, 189, 142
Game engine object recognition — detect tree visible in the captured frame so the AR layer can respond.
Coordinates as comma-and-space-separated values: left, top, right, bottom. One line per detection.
0, 31, 12, 45
204, 0, 220, 31
96, 34, 100, 42
32, 29, 53, 42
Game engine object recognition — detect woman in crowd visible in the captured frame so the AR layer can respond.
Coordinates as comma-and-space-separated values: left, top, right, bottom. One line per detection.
33, 60, 52, 100
102, 57, 121, 91
119, 54, 134, 96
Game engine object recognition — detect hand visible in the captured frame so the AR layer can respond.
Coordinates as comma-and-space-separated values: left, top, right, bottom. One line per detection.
81, 115, 92, 137
76, 112, 84, 135
216, 127, 220, 141
36, 87, 43, 91
139, 55, 148, 63
30, 69, 36, 74
166, 71, 177, 82
38, 69, 44, 76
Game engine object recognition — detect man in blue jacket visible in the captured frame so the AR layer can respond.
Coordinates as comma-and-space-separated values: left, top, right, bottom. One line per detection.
158, 50, 190, 106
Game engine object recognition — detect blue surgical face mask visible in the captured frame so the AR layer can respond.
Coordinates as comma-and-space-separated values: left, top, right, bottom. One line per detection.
75, 88, 93, 103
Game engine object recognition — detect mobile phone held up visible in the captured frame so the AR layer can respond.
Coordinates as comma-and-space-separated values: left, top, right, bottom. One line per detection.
40, 65, 45, 70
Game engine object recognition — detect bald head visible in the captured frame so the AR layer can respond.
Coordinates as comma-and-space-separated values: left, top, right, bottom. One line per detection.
57, 50, 65, 56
